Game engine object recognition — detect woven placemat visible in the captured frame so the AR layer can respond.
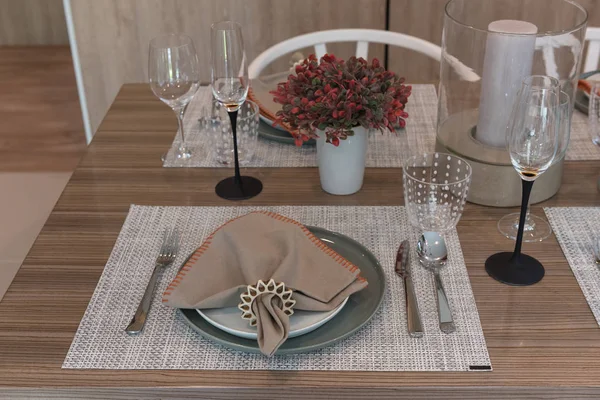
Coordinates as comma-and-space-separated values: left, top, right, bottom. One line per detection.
63, 205, 491, 371
163, 85, 600, 166
545, 207, 600, 325
566, 111, 600, 161
162, 85, 437, 168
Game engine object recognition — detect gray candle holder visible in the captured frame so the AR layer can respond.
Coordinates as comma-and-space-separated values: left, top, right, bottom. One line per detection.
438, 0, 587, 207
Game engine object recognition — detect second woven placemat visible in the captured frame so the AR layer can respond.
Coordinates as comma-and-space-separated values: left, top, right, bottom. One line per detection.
162, 85, 437, 168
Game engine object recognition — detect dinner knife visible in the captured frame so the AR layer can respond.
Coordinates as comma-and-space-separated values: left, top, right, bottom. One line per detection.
395, 240, 424, 338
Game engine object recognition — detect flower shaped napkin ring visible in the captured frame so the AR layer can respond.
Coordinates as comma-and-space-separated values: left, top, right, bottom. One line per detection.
238, 279, 296, 326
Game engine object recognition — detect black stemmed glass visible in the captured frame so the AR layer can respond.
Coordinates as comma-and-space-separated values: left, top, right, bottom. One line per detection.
496, 88, 571, 242
485, 83, 560, 286
496, 75, 559, 242
211, 21, 262, 200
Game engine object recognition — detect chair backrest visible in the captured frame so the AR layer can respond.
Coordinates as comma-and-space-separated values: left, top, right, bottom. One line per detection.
248, 29, 442, 79
584, 27, 600, 72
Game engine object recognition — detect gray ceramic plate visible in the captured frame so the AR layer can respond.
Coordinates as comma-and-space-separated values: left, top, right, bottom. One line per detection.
258, 120, 316, 146
179, 226, 385, 355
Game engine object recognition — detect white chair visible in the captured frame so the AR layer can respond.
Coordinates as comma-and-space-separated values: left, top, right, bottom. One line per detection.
249, 29, 479, 82
584, 27, 600, 72
249, 29, 441, 79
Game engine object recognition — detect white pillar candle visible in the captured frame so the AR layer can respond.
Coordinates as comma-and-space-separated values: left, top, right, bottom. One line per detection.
476, 20, 538, 148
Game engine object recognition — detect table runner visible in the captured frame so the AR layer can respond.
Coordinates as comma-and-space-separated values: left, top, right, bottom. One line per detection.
163, 85, 600, 167
63, 205, 491, 371
162, 85, 437, 168
545, 207, 600, 325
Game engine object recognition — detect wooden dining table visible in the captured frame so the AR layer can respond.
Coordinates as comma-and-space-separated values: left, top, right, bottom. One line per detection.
1, 83, 600, 399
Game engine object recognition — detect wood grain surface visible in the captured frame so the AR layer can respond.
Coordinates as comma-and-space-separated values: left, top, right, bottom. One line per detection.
1, 83, 600, 399
70, 0, 600, 139
388, 0, 600, 82
69, 0, 386, 136
0, 46, 86, 172
0, 0, 68, 45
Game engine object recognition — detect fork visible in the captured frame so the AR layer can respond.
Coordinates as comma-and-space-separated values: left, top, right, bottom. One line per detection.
125, 228, 179, 335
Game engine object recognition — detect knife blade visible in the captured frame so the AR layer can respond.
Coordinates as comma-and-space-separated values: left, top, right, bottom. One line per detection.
395, 240, 424, 338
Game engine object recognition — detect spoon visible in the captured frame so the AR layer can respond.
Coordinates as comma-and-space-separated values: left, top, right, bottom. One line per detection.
416, 232, 456, 334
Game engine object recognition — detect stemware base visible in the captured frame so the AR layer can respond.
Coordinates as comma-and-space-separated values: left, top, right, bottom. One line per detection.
485, 251, 545, 286
497, 213, 552, 242
216, 176, 263, 200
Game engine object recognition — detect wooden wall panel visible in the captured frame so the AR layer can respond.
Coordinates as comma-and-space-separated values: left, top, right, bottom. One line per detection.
388, 0, 600, 83
387, 0, 445, 83
69, 0, 386, 136
0, 0, 68, 45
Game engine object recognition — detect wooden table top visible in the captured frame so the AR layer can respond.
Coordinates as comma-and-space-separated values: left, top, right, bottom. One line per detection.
1, 83, 600, 399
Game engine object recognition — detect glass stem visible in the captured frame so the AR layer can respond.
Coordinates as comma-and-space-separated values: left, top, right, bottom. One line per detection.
514, 204, 536, 232
524, 205, 535, 230
512, 179, 535, 261
228, 110, 242, 185
174, 106, 186, 146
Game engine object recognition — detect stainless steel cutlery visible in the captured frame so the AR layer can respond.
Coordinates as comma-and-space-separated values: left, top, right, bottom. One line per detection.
125, 228, 179, 335
395, 240, 424, 338
416, 232, 456, 334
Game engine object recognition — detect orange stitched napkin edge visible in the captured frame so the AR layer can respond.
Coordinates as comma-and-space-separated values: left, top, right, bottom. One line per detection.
162, 211, 367, 302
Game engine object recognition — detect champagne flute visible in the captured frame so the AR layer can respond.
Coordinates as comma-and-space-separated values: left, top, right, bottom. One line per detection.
496, 75, 560, 241
149, 33, 200, 160
486, 83, 560, 286
497, 89, 570, 241
211, 21, 263, 200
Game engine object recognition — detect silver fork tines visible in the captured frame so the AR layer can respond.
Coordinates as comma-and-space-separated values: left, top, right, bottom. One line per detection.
125, 228, 180, 335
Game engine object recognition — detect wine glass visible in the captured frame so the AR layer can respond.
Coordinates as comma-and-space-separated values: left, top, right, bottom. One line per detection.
588, 81, 600, 191
589, 81, 600, 147
211, 21, 262, 200
149, 34, 200, 160
497, 89, 571, 242
486, 83, 560, 286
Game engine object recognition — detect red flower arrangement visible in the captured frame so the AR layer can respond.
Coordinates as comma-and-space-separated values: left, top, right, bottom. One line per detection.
270, 54, 411, 146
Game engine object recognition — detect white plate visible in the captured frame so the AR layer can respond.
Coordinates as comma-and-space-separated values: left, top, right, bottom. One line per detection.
197, 297, 349, 340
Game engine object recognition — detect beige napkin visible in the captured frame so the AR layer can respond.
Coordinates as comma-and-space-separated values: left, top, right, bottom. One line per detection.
162, 211, 368, 356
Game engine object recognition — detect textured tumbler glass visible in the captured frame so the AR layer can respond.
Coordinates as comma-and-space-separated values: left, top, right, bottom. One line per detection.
403, 152, 472, 233
203, 100, 259, 166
